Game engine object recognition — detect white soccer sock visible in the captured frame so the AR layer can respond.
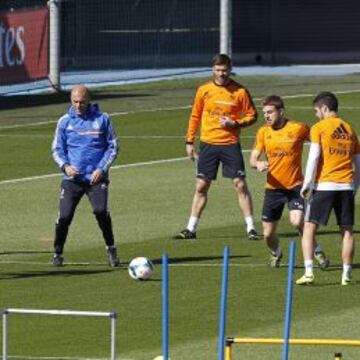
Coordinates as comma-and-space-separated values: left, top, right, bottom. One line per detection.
342, 264, 352, 279
304, 260, 314, 277
245, 216, 255, 232
314, 244, 322, 254
187, 216, 199, 233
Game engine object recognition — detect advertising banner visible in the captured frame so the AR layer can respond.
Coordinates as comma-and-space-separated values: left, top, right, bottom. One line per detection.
0, 7, 49, 85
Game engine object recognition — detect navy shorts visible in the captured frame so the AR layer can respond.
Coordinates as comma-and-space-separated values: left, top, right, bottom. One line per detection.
196, 142, 246, 181
262, 185, 304, 222
305, 190, 354, 226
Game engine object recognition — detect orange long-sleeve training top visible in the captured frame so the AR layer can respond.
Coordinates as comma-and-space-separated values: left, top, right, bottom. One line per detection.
186, 79, 257, 144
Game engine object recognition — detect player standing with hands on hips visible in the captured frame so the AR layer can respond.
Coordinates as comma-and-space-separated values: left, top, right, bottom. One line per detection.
174, 54, 259, 240
51, 85, 120, 267
296, 92, 360, 285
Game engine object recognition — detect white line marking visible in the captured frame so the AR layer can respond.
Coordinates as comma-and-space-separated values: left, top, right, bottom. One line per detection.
0, 173, 62, 185
0, 106, 192, 130
0, 259, 269, 268
0, 86, 358, 184
0, 151, 251, 186
0, 157, 186, 185
0, 259, 308, 269
2, 88, 360, 130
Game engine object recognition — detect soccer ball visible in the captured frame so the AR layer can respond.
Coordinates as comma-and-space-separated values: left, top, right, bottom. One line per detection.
128, 257, 154, 280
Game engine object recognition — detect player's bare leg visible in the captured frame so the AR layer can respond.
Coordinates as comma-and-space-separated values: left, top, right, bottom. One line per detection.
233, 177, 259, 239
296, 221, 317, 284
263, 221, 282, 267
173, 178, 210, 240
341, 225, 354, 285
190, 177, 210, 218
289, 210, 303, 235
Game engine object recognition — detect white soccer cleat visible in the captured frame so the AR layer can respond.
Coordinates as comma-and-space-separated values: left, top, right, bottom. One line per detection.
341, 275, 351, 286
296, 274, 314, 285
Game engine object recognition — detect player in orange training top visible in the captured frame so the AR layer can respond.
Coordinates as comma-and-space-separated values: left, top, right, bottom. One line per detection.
296, 92, 360, 286
250, 95, 329, 268
173, 54, 259, 240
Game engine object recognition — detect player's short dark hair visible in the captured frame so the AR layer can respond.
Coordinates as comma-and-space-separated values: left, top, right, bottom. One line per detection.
211, 54, 232, 68
313, 91, 338, 111
262, 95, 284, 110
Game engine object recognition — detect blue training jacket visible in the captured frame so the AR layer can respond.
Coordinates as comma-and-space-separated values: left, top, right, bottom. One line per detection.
52, 104, 119, 183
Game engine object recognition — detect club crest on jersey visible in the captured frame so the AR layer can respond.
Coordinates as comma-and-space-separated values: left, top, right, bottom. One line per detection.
92, 121, 100, 130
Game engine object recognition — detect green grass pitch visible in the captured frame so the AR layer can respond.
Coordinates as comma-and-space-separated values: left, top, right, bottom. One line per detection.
0, 74, 360, 359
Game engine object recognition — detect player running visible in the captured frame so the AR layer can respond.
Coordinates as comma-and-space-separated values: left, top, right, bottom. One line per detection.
296, 92, 360, 285
250, 95, 329, 268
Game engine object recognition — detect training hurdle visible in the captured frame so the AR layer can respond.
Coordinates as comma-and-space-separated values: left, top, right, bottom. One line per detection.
223, 241, 360, 359
2, 308, 117, 360
161, 248, 230, 360
224, 337, 360, 359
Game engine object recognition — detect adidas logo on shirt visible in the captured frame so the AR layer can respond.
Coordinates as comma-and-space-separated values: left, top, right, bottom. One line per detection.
331, 124, 351, 140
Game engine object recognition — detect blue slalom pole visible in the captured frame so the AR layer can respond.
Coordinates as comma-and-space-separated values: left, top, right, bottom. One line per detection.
282, 241, 296, 360
162, 253, 169, 360
218, 246, 230, 360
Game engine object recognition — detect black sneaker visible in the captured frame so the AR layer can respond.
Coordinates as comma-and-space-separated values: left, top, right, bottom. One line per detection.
107, 246, 120, 267
52, 253, 64, 267
247, 229, 260, 240
173, 229, 197, 240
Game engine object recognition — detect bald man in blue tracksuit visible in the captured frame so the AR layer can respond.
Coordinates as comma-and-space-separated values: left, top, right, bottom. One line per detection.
51, 85, 120, 267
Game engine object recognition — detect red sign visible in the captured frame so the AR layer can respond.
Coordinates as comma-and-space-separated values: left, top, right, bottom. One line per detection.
0, 7, 49, 85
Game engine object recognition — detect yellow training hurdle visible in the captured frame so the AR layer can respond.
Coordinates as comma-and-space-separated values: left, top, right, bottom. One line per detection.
225, 337, 360, 360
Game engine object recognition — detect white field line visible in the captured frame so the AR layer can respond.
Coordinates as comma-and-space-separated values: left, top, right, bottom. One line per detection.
2, 88, 360, 131
0, 259, 282, 268
0, 259, 312, 269
0, 150, 255, 186
0, 157, 185, 185
0, 106, 191, 130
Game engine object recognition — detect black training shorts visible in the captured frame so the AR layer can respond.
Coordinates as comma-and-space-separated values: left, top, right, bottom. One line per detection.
196, 142, 246, 181
262, 185, 304, 222
305, 190, 354, 226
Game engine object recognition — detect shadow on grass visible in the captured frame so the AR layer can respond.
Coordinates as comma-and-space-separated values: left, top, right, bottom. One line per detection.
0, 250, 52, 255
306, 280, 360, 287
0, 91, 153, 110
0, 268, 117, 280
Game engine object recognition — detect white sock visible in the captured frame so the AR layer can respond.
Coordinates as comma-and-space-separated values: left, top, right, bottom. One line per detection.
187, 216, 199, 232
314, 244, 322, 254
304, 260, 314, 277
343, 264, 352, 279
245, 216, 255, 232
